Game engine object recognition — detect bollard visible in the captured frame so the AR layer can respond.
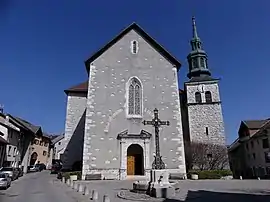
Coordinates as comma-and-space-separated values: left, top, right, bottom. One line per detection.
74, 182, 78, 191
103, 194, 110, 202
70, 180, 74, 188
62, 177, 65, 183
91, 190, 98, 200
240, 176, 242, 180
72, 181, 76, 189
66, 179, 70, 186
83, 186, 90, 195
78, 184, 84, 192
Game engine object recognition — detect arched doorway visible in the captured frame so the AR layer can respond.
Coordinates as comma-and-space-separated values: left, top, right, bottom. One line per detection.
127, 144, 144, 175
30, 152, 38, 165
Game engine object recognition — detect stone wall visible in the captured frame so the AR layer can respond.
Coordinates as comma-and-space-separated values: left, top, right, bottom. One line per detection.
82, 29, 186, 179
185, 80, 226, 145
63, 93, 87, 168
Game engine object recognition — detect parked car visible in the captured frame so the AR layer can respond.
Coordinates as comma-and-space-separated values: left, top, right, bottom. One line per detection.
28, 165, 39, 173
51, 164, 62, 174
35, 163, 46, 171
15, 168, 23, 177
0, 167, 18, 180
0, 173, 11, 189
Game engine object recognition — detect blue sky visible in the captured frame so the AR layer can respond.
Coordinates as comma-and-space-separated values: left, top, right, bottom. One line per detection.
0, 1, 269, 144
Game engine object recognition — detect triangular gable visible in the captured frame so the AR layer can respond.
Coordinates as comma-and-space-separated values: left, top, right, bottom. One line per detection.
84, 22, 181, 73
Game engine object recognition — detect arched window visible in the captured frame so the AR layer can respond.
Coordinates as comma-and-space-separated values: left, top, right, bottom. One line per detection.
128, 77, 142, 116
195, 92, 202, 103
200, 58, 205, 68
131, 40, 138, 54
192, 59, 197, 68
205, 91, 212, 103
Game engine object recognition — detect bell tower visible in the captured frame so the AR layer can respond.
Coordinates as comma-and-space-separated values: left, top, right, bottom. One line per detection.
185, 17, 226, 145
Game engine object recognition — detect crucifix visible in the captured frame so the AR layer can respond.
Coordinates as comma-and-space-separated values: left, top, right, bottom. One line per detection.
143, 108, 170, 169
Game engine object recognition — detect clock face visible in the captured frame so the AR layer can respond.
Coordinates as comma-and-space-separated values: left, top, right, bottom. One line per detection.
197, 84, 204, 93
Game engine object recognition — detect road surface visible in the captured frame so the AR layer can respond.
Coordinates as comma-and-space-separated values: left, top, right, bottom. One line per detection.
0, 171, 80, 202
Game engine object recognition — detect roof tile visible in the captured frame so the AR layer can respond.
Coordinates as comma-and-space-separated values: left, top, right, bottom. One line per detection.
64, 81, 88, 94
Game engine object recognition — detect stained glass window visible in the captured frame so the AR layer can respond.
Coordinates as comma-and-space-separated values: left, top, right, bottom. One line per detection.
128, 78, 142, 116
135, 84, 141, 114
128, 84, 134, 114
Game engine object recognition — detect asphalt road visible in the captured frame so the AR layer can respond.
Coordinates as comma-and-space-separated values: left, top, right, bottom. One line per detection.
0, 171, 79, 202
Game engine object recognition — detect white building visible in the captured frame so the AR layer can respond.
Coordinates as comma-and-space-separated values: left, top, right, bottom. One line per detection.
0, 113, 22, 167
51, 134, 65, 160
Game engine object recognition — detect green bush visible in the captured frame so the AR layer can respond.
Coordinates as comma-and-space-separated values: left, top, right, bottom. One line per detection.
62, 171, 82, 180
188, 170, 232, 179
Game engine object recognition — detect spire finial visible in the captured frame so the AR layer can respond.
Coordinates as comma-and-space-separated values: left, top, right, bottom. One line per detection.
192, 16, 199, 39
187, 17, 212, 79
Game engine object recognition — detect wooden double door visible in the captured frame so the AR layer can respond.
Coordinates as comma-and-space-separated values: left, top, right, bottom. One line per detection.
127, 156, 135, 175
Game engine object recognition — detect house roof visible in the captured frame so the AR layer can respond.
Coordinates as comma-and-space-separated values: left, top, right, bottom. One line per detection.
64, 81, 88, 95
51, 134, 65, 145
84, 22, 181, 74
0, 115, 20, 132
42, 132, 53, 141
243, 119, 270, 129
228, 138, 240, 152
0, 135, 8, 144
9, 116, 41, 135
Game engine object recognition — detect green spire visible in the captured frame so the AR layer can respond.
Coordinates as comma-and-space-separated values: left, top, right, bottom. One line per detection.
190, 16, 202, 51
187, 16, 212, 79
192, 16, 199, 40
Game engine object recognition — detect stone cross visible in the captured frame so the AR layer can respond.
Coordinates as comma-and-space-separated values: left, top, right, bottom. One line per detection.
143, 108, 170, 169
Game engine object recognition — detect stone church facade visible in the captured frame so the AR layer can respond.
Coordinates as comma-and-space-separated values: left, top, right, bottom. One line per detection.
63, 18, 226, 180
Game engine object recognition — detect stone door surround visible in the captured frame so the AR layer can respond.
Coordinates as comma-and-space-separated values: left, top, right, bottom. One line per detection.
117, 129, 151, 180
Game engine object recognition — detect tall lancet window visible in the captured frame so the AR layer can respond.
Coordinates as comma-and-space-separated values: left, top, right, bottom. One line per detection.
127, 77, 142, 117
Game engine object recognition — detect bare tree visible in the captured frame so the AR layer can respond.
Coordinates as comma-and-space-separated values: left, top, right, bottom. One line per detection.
185, 141, 229, 171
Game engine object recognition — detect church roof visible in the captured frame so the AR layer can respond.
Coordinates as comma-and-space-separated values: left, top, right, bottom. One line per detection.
64, 81, 88, 95
179, 89, 185, 94
84, 22, 181, 73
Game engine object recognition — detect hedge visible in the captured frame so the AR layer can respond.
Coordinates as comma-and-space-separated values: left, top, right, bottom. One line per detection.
62, 171, 82, 180
188, 170, 232, 179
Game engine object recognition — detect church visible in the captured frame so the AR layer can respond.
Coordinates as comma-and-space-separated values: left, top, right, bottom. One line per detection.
62, 17, 226, 180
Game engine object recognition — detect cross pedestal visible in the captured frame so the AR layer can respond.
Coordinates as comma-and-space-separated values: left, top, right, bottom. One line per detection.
142, 108, 175, 198
149, 169, 175, 198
